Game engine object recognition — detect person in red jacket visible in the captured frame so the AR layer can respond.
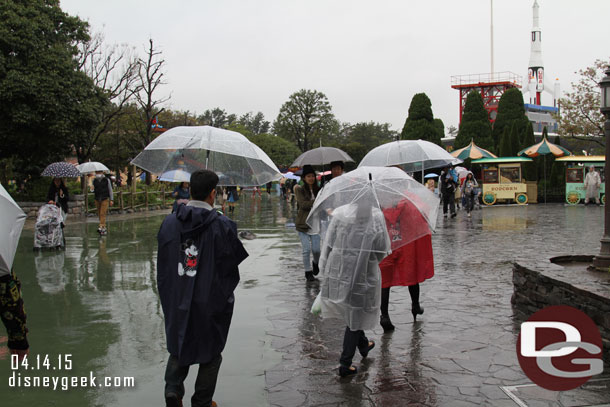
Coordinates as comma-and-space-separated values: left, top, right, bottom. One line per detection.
379, 198, 434, 331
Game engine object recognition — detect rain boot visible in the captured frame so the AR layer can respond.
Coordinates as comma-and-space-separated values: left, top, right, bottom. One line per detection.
305, 271, 316, 282
312, 261, 320, 276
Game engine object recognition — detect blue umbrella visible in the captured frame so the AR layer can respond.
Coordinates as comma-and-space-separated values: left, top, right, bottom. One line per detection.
41, 162, 81, 178
424, 173, 439, 179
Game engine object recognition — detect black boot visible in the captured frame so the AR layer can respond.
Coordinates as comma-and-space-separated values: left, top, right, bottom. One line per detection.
380, 314, 395, 332
312, 262, 320, 276
411, 303, 424, 321
305, 271, 316, 282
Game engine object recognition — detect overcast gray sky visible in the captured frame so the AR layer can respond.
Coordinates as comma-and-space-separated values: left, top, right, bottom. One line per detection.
61, 0, 610, 133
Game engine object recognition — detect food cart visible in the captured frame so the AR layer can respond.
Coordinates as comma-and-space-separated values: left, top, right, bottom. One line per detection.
555, 155, 605, 205
471, 157, 533, 205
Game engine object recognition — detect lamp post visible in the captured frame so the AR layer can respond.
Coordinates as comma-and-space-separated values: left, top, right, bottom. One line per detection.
592, 67, 610, 270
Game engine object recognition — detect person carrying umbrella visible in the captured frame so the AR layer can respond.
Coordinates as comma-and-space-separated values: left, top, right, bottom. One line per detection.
440, 166, 457, 218
318, 191, 389, 376
0, 183, 29, 361
171, 182, 190, 213
157, 170, 248, 407
92, 170, 113, 235
584, 165, 602, 206
308, 167, 437, 376
295, 165, 321, 282
46, 177, 69, 223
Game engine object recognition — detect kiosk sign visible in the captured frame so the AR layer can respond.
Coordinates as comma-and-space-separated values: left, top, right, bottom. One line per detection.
516, 305, 603, 391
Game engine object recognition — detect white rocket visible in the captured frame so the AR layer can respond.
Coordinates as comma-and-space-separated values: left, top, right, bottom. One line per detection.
525, 0, 560, 106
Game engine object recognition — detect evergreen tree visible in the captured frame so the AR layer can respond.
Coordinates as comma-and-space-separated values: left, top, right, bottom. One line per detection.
454, 91, 494, 151
498, 125, 513, 157
521, 122, 537, 181
509, 121, 521, 156
492, 88, 530, 151
401, 93, 443, 145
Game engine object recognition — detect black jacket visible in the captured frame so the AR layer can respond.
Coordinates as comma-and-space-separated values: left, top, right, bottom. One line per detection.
157, 204, 248, 365
47, 183, 69, 213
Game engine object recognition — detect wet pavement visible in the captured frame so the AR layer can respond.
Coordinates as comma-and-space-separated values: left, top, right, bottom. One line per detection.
1, 196, 610, 406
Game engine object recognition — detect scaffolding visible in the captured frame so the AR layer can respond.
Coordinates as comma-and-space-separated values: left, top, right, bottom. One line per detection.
451, 72, 523, 124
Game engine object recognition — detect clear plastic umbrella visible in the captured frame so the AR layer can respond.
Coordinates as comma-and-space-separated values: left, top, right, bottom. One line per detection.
308, 166, 438, 251
0, 183, 26, 275
359, 140, 462, 180
76, 161, 110, 174
131, 126, 282, 186
307, 166, 438, 330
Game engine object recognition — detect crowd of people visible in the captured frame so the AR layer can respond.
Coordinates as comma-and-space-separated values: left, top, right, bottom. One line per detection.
4, 159, 606, 407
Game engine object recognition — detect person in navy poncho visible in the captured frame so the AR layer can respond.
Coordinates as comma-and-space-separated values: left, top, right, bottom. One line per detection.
157, 169, 248, 407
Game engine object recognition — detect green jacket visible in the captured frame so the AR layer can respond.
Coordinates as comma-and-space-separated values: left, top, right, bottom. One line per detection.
295, 183, 320, 233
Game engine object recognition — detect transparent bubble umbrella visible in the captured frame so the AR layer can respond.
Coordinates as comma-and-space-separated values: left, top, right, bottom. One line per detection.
307, 166, 438, 252
0, 183, 26, 275
131, 126, 282, 186
359, 140, 462, 181
76, 161, 110, 174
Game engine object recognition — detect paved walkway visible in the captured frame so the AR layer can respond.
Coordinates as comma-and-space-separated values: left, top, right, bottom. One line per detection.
264, 203, 610, 407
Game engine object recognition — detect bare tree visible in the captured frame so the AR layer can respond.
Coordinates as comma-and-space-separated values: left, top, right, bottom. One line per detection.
556, 58, 609, 147
76, 32, 141, 165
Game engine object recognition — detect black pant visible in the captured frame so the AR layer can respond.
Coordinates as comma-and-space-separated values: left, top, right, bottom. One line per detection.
442, 191, 455, 214
464, 192, 475, 213
164, 353, 222, 407
340, 327, 369, 368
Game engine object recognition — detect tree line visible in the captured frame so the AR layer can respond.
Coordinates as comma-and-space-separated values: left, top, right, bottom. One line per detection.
1, 1, 606, 189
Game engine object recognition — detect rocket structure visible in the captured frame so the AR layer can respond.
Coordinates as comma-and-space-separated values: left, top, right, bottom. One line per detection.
526, 0, 560, 106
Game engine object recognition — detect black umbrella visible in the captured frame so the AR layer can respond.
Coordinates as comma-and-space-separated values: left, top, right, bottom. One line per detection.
41, 162, 81, 178
291, 147, 354, 167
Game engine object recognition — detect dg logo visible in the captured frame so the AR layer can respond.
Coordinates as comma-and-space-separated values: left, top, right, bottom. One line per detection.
517, 305, 604, 391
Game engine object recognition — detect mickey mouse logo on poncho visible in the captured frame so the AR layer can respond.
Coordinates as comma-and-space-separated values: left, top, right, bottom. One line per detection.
178, 239, 198, 277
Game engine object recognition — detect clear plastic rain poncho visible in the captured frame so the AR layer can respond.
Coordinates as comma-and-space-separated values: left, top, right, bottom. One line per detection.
131, 126, 282, 186
307, 167, 438, 330
34, 204, 64, 249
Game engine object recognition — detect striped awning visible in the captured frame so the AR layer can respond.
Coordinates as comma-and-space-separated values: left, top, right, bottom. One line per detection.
451, 140, 497, 160
518, 137, 571, 158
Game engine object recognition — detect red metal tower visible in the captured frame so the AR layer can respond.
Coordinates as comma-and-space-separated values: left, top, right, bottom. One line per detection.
451, 72, 522, 124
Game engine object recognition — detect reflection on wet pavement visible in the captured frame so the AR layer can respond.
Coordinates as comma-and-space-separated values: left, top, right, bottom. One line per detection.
1, 197, 609, 406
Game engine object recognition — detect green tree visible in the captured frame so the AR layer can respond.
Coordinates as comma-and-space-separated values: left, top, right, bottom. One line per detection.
0, 0, 100, 179
273, 89, 339, 152
199, 107, 232, 128
401, 93, 443, 145
238, 112, 270, 135
492, 88, 529, 150
248, 133, 301, 168
329, 122, 396, 164
498, 125, 512, 157
556, 58, 609, 147
521, 122, 537, 181
454, 91, 493, 151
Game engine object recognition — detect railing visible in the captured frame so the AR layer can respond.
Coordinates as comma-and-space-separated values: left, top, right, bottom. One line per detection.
451, 71, 523, 87
85, 187, 168, 213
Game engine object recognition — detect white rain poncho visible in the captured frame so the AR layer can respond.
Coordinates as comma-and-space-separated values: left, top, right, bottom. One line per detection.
584, 167, 602, 200
318, 200, 391, 330
34, 204, 64, 249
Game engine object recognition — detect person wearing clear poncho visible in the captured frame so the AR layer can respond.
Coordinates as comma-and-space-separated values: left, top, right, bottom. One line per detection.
316, 191, 391, 376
